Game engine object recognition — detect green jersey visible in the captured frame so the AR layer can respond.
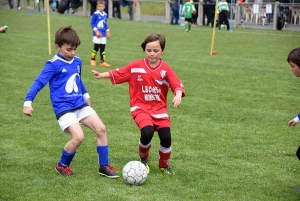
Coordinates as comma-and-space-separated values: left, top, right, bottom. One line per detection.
218, 1, 229, 11
182, 2, 196, 19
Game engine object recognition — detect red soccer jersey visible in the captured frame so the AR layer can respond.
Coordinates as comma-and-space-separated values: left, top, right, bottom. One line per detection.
109, 58, 185, 119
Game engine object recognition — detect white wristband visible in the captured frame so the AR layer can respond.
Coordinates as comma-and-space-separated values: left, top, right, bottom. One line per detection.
294, 116, 300, 123
24, 101, 32, 107
83, 93, 90, 100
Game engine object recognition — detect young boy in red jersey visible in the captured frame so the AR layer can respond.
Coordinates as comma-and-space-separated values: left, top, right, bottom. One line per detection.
91, 33, 185, 174
287, 47, 300, 160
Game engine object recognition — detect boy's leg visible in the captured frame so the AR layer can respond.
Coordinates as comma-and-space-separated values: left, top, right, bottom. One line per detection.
157, 127, 174, 174
80, 110, 119, 178
90, 43, 100, 66
184, 20, 189, 32
296, 145, 300, 160
133, 113, 154, 173
96, 37, 110, 67
139, 126, 154, 173
56, 114, 85, 176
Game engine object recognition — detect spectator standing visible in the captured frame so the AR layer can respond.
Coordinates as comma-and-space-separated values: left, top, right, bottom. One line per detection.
126, 0, 134, 20
89, 0, 97, 16
112, 0, 121, 18
192, 0, 199, 25
170, 0, 179, 25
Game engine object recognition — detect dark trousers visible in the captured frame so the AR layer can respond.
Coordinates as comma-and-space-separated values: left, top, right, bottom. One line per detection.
171, 5, 179, 24
203, 4, 210, 25
192, 4, 198, 24
113, 1, 121, 18
218, 10, 229, 30
89, 0, 97, 16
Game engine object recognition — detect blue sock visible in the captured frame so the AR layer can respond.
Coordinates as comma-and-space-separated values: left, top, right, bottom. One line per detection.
97, 146, 108, 167
59, 149, 76, 167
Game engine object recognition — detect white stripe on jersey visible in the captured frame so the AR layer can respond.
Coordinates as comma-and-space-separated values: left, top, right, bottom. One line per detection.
155, 79, 169, 87
130, 106, 140, 112
131, 68, 147, 73
49, 55, 79, 64
151, 113, 169, 119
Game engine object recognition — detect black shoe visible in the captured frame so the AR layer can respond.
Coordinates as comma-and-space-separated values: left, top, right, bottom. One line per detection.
99, 165, 119, 178
141, 158, 150, 173
159, 166, 175, 174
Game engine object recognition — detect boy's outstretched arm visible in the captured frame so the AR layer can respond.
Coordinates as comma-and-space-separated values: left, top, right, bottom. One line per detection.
91, 70, 110, 79
172, 90, 183, 108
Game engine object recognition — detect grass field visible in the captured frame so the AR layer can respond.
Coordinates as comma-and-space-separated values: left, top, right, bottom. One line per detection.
1, 8, 300, 201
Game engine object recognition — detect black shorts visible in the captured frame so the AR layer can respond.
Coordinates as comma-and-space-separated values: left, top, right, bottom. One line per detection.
184, 18, 193, 23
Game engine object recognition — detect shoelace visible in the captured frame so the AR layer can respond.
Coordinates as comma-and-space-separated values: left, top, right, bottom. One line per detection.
164, 167, 174, 174
107, 165, 117, 172
64, 166, 72, 175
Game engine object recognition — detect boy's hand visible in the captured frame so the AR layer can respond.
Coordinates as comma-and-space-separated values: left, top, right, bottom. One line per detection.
95, 30, 102, 38
106, 31, 111, 39
85, 98, 91, 106
172, 95, 182, 108
23, 107, 34, 116
288, 119, 297, 127
91, 70, 102, 79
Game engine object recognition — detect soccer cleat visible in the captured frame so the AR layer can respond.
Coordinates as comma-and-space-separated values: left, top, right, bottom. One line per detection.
159, 166, 175, 175
100, 62, 111, 67
141, 158, 150, 174
99, 165, 119, 178
90, 60, 96, 67
55, 162, 73, 176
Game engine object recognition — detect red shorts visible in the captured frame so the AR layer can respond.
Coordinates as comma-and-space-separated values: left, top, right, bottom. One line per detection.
133, 112, 170, 131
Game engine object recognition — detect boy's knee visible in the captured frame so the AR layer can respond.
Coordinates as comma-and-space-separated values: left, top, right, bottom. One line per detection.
95, 125, 106, 136
72, 135, 84, 146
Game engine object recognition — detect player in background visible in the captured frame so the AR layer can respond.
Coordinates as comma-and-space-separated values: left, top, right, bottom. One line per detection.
90, 0, 111, 67
287, 47, 300, 161
91, 33, 185, 175
218, 0, 230, 31
23, 26, 119, 178
181, 0, 196, 32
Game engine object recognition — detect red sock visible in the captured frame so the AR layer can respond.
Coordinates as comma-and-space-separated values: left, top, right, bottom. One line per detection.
139, 142, 151, 159
159, 150, 171, 168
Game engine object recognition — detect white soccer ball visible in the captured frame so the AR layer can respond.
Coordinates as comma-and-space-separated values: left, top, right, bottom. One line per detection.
122, 161, 148, 185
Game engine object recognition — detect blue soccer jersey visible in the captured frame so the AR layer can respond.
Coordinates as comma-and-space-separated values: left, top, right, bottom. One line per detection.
24, 54, 89, 118
91, 10, 109, 37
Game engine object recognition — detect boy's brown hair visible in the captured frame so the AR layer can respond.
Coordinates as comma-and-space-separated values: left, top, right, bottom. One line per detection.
97, 0, 105, 5
287, 47, 300, 68
55, 26, 81, 48
141, 33, 166, 51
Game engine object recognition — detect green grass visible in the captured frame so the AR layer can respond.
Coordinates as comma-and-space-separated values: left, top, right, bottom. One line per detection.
1, 8, 300, 201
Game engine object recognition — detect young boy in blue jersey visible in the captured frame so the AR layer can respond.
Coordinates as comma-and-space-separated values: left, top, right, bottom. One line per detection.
90, 0, 111, 67
23, 26, 119, 178
287, 47, 300, 161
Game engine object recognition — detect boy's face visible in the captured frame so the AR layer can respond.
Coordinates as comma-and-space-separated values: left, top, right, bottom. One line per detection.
145, 40, 163, 67
289, 61, 300, 77
97, 4, 105, 12
55, 43, 76, 61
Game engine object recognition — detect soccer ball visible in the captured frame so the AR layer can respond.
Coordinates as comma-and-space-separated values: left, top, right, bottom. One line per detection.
122, 161, 148, 185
